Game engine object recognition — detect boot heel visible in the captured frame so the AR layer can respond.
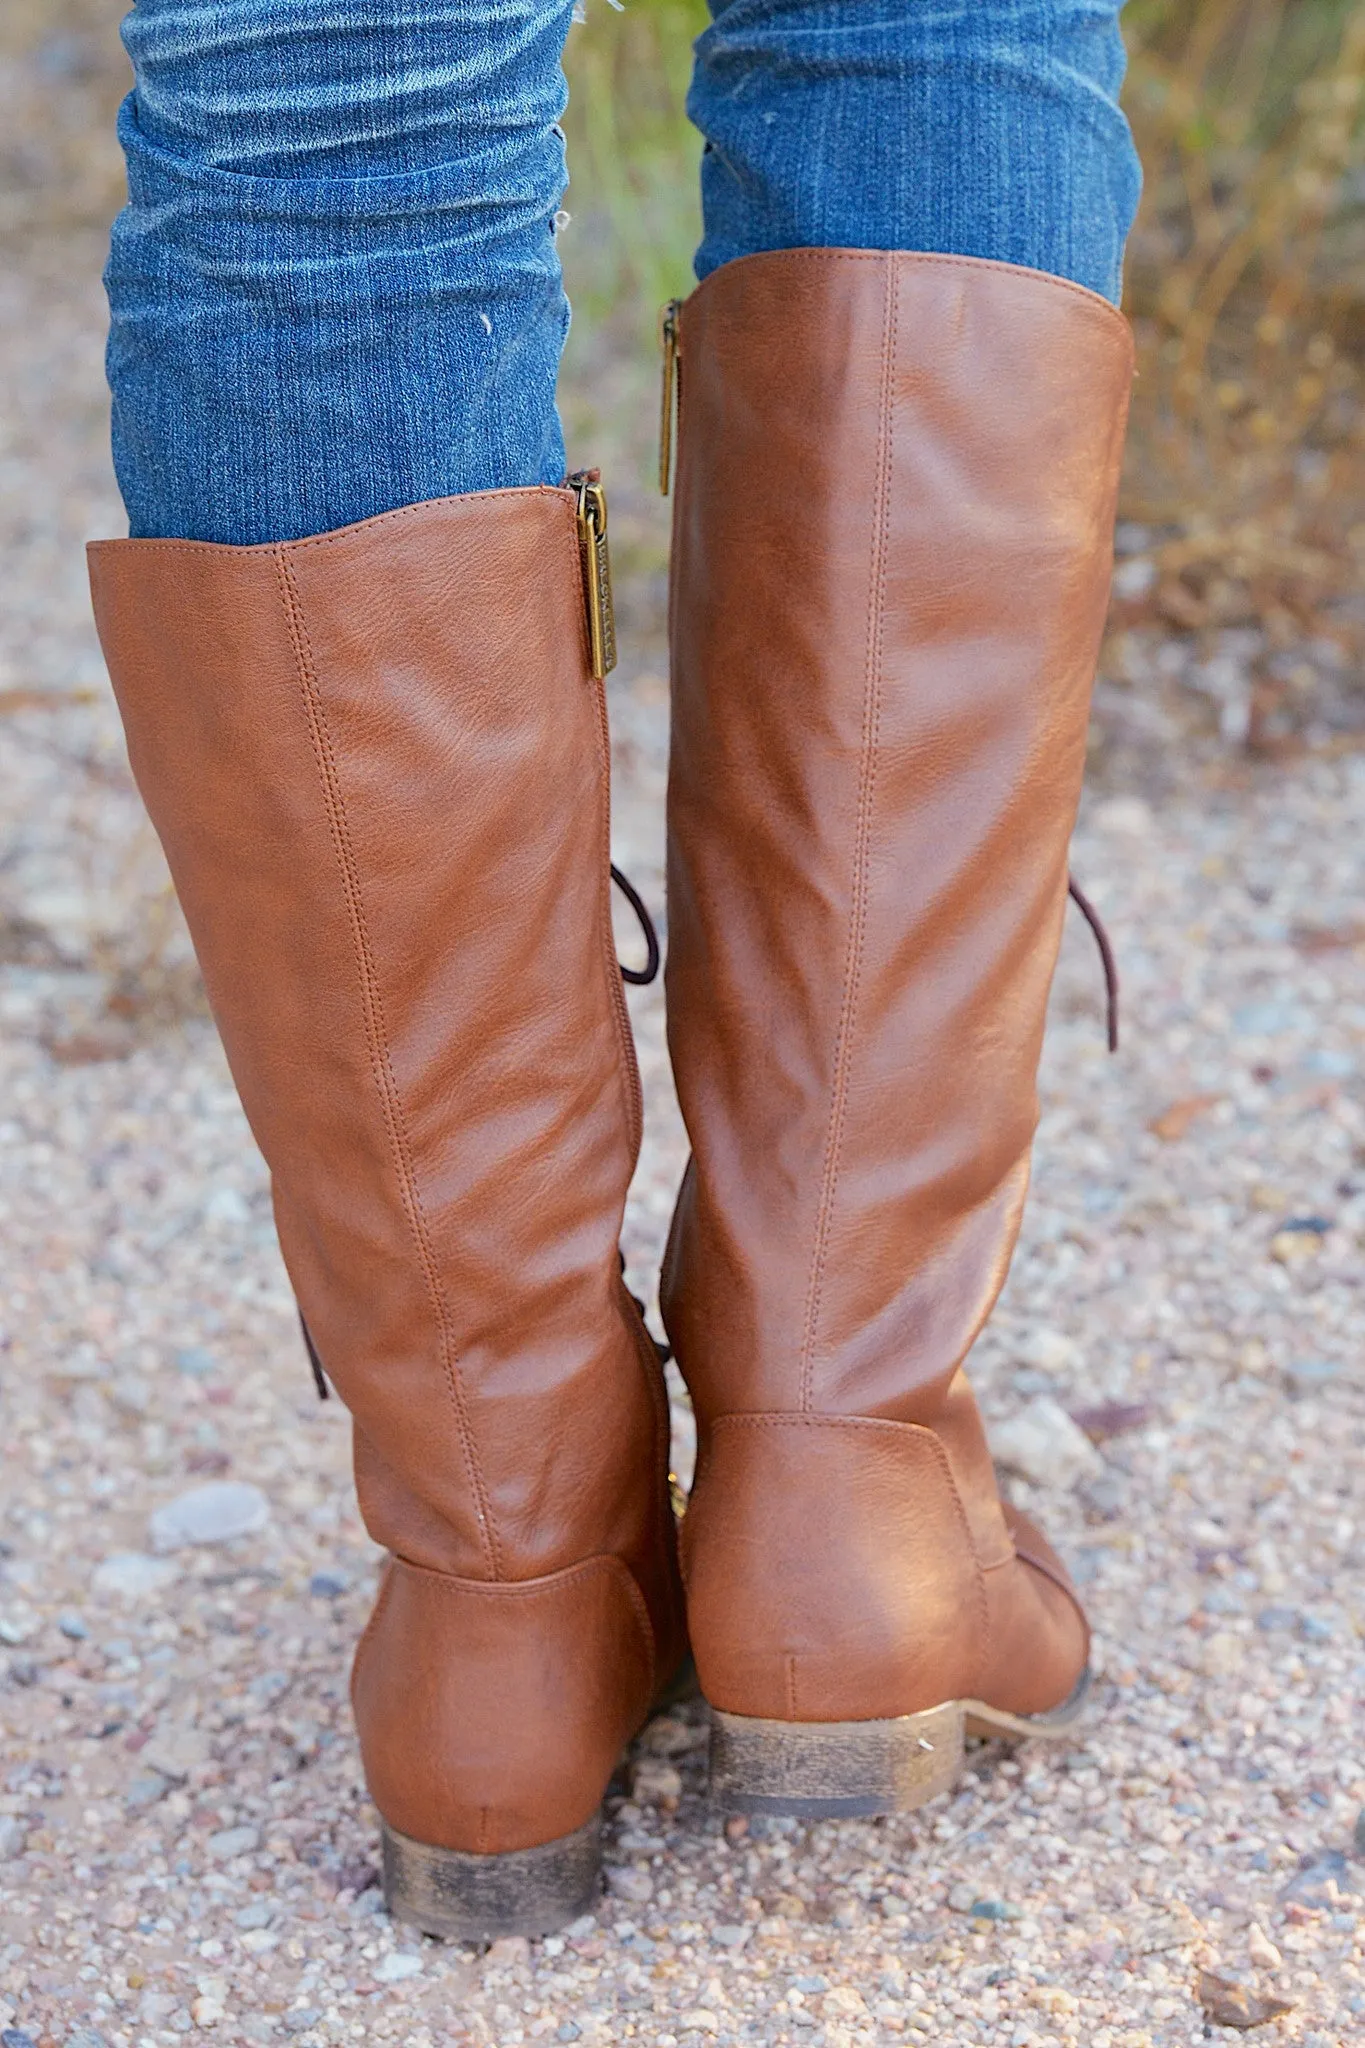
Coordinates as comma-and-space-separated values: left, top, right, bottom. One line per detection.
381, 1815, 601, 1940
708, 1700, 964, 1819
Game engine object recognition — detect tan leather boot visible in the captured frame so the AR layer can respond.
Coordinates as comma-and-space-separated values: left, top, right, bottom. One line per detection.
658, 250, 1133, 1816
89, 482, 685, 1931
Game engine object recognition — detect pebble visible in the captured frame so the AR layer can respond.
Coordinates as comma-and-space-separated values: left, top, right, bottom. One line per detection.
484, 1936, 530, 1966
174, 1345, 217, 1378
125, 1772, 172, 1811
0, 2032, 36, 2048
1284, 1358, 1340, 1392
1247, 1922, 1283, 1970
148, 1480, 270, 1552
63, 2033, 107, 2048
234, 1903, 274, 1931
1012, 1327, 1080, 1376
990, 1396, 1103, 1489
630, 1757, 683, 1805
206, 1825, 260, 1860
91, 1552, 180, 1600
1355, 1808, 1365, 1859
605, 1866, 654, 1903
1256, 1606, 1298, 1632
307, 1571, 347, 1598
373, 1953, 423, 1983
56, 1613, 87, 1640
0, 1616, 36, 1647
0, 1817, 28, 1859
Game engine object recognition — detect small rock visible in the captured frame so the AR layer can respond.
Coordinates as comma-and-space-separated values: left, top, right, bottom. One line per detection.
144, 1726, 210, 1781
711, 1924, 749, 1949
0, 1617, 36, 1647
1256, 1606, 1298, 1633
1196, 1968, 1293, 2030
206, 1825, 260, 1861
307, 1572, 347, 1599
234, 1903, 273, 1931
1, 2031, 37, 2048
1013, 1327, 1079, 1376
57, 1614, 88, 1641
1300, 1614, 1334, 1643
0, 1817, 28, 1859
109, 1374, 152, 1418
373, 1953, 423, 1983
190, 2001, 225, 2029
125, 1773, 172, 1812
203, 1187, 251, 1227
92, 1552, 180, 1600
175, 1346, 217, 1378
639, 1714, 708, 1757
1284, 1359, 1340, 1393
6, 1660, 38, 1688
484, 1936, 529, 1966
1080, 1472, 1127, 1522
148, 1482, 269, 1553
880, 1894, 911, 1920
555, 2026, 581, 2044
64, 2033, 109, 2048
1068, 1400, 1154, 1444
1092, 796, 1152, 836
281, 2011, 320, 2035
991, 1397, 1102, 1489
564, 1913, 597, 1938
1354, 1808, 1365, 1859
630, 1758, 682, 1806
1246, 1923, 1282, 1970
969, 1899, 1023, 1922
948, 1882, 978, 1913
678, 2014, 719, 2036
604, 1866, 653, 1904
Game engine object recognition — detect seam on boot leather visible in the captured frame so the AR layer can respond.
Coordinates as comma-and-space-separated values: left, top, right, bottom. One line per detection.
797, 252, 898, 1415
274, 548, 501, 1582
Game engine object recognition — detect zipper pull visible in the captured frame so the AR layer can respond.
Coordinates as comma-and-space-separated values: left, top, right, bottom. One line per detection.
571, 470, 617, 680
659, 298, 682, 496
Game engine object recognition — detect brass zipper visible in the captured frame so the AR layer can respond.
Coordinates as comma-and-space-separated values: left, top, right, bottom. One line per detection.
571, 470, 617, 679
658, 298, 682, 496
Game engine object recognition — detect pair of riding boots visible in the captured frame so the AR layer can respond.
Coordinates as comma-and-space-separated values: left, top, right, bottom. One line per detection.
89, 251, 1133, 1938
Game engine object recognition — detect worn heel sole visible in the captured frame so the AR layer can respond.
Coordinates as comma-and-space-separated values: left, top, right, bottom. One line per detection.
381, 1814, 601, 1940
709, 1700, 964, 1819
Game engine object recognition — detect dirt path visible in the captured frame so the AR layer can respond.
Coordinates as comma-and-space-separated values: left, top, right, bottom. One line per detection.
1, 80, 1364, 2048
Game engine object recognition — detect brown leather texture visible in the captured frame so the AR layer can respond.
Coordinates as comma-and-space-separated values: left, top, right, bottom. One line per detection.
88, 488, 684, 1849
353, 1554, 655, 1852
661, 250, 1131, 1721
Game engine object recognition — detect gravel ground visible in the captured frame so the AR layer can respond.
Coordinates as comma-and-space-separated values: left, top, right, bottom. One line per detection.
3, 104, 1365, 2048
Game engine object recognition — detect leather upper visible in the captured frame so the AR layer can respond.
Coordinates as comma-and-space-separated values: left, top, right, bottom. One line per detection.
89, 489, 684, 1847
661, 250, 1132, 1720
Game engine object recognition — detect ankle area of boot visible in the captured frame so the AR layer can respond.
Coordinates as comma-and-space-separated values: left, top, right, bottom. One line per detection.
351, 1553, 657, 1855
681, 1413, 994, 1722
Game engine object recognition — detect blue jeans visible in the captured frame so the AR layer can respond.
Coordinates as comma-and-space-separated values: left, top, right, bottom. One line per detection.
107, 1, 1140, 545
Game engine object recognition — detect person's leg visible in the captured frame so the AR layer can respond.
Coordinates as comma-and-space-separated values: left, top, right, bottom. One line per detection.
107, 0, 576, 542
91, 3, 685, 1937
661, 4, 1139, 1814
689, 0, 1140, 301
